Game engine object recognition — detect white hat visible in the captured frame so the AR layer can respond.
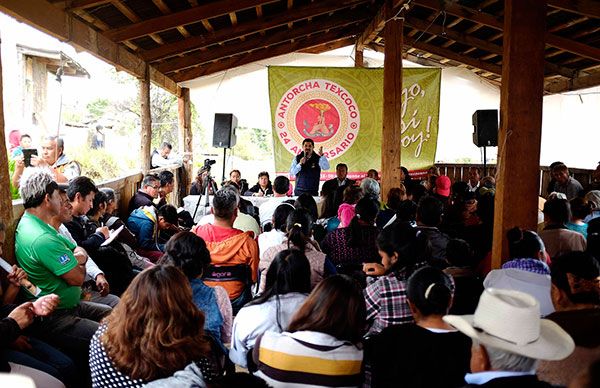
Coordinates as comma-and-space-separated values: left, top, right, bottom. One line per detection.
443, 288, 574, 361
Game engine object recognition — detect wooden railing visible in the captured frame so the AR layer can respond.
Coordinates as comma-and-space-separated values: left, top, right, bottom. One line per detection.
435, 164, 595, 196
11, 165, 186, 222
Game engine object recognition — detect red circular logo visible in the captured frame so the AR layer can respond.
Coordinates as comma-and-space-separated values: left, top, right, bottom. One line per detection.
294, 99, 340, 142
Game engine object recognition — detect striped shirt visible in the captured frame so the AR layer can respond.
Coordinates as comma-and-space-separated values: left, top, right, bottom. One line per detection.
253, 331, 363, 387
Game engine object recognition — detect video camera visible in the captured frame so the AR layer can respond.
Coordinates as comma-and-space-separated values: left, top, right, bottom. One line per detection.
203, 158, 216, 170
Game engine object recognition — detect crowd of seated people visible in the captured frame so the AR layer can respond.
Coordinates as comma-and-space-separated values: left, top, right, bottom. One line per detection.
2, 161, 599, 388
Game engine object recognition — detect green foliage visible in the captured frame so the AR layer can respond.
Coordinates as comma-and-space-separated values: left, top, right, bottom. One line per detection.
232, 126, 272, 161
70, 148, 136, 182
86, 98, 110, 120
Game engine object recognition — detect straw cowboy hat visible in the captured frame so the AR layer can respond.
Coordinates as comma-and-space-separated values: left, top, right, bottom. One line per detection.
444, 288, 574, 361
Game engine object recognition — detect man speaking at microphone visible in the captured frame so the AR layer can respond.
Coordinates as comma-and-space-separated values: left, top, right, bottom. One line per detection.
289, 138, 330, 196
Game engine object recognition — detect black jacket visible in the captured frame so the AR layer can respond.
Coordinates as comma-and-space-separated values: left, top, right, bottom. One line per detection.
65, 215, 105, 253
1, 304, 22, 372
128, 190, 156, 214
321, 178, 355, 196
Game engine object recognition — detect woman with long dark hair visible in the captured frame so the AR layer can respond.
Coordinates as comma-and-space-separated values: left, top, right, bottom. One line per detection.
363, 222, 430, 334
160, 232, 232, 349
260, 208, 328, 292
89, 266, 216, 387
253, 275, 365, 387
229, 249, 311, 369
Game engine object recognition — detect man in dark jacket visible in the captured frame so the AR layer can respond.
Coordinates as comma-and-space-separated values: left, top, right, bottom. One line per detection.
416, 195, 450, 267
128, 174, 160, 214
289, 138, 330, 196
321, 163, 355, 196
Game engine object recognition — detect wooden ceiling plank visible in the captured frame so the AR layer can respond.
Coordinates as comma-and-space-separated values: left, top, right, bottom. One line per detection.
300, 37, 355, 54
404, 35, 503, 75
158, 14, 365, 73
71, 8, 141, 51
68, 0, 111, 10
415, 0, 600, 65
201, 20, 214, 32
546, 33, 600, 62
548, 15, 588, 33
173, 30, 355, 81
142, 0, 367, 62
111, 0, 164, 44
547, 0, 600, 19
152, 0, 192, 38
105, 0, 280, 42
405, 16, 502, 55
229, 12, 238, 26
545, 70, 600, 93
256, 4, 262, 17
356, 0, 407, 50
0, 0, 177, 94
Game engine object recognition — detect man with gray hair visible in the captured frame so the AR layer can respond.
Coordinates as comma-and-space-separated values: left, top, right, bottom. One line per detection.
192, 186, 259, 313
15, 168, 111, 372
444, 288, 575, 387
128, 173, 160, 214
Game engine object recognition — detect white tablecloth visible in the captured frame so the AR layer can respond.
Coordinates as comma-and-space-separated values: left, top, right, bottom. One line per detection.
183, 195, 320, 223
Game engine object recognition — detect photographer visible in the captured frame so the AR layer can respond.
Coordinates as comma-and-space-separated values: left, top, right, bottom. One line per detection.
190, 159, 218, 196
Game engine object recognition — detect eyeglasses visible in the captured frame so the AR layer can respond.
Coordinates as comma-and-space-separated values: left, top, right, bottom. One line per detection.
150, 185, 160, 190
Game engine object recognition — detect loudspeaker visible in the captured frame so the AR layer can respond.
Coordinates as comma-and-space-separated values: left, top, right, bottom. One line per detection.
213, 113, 237, 148
472, 109, 498, 147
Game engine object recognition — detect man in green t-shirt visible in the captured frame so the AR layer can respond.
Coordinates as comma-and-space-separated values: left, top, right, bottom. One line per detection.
15, 168, 110, 368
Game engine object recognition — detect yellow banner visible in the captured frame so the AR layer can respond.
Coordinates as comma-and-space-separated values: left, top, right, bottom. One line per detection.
268, 66, 441, 179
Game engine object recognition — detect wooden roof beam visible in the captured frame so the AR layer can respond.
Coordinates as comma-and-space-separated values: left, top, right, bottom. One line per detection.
173, 30, 356, 82
158, 13, 365, 73
152, 0, 191, 38
356, 0, 410, 51
547, 0, 600, 19
68, 0, 111, 10
141, 0, 367, 62
300, 37, 356, 54
0, 0, 178, 95
404, 36, 502, 75
405, 16, 577, 79
414, 0, 600, 63
111, 0, 164, 45
105, 0, 279, 42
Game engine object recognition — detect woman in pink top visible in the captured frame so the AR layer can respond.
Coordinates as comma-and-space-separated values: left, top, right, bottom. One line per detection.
338, 186, 363, 228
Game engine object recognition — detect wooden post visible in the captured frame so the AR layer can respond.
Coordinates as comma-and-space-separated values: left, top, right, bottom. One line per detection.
355, 47, 364, 68
139, 65, 152, 172
0, 33, 15, 261
491, 0, 546, 268
381, 0, 403, 200
178, 87, 193, 194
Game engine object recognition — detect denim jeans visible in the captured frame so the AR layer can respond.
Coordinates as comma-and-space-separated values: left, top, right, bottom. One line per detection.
29, 301, 111, 386
3, 337, 77, 387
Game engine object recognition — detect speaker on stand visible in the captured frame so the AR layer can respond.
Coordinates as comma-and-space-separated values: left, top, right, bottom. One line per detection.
472, 109, 498, 176
213, 113, 238, 183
